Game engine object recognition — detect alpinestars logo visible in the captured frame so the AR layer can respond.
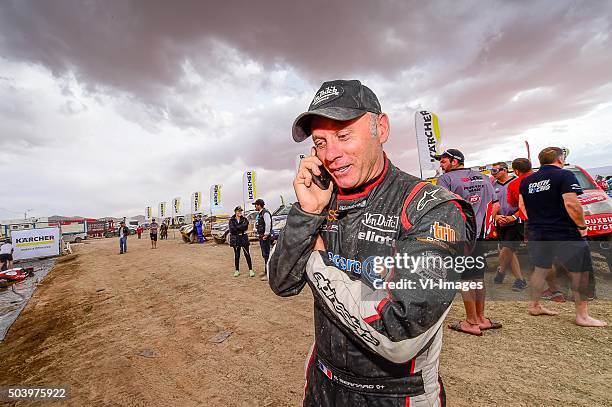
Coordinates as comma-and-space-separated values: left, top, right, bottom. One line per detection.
312, 86, 342, 106
312, 272, 380, 347
416, 189, 440, 211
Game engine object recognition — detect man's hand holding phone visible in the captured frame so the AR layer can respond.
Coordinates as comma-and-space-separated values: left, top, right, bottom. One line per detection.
294, 148, 333, 214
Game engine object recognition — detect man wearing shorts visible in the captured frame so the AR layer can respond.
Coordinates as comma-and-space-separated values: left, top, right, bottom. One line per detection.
150, 218, 159, 249
519, 147, 606, 327
436, 149, 501, 336
509, 158, 565, 301
0, 239, 14, 270
491, 161, 526, 290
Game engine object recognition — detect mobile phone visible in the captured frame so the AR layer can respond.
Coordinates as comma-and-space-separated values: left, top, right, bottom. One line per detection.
310, 165, 332, 190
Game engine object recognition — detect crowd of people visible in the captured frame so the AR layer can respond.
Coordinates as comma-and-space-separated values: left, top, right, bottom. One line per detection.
434, 147, 606, 335
116, 205, 273, 282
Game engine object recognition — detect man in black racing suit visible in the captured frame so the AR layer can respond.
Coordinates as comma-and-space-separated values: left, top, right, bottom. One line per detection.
268, 80, 476, 406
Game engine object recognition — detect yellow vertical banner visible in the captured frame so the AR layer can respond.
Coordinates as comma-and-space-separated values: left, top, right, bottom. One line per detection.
242, 171, 257, 205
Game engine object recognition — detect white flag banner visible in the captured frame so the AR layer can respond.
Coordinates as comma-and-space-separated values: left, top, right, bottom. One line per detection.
159, 202, 167, 218
172, 197, 181, 215
210, 184, 223, 214
191, 192, 201, 213
415, 110, 442, 177
242, 171, 257, 205
145, 206, 152, 220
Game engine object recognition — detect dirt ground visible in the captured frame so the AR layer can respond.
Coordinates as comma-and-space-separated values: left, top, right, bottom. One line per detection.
1, 236, 610, 406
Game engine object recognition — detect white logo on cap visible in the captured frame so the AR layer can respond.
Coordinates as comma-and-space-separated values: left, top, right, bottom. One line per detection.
312, 86, 341, 106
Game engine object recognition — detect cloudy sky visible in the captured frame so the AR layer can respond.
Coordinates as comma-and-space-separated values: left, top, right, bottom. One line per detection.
1, 0, 611, 219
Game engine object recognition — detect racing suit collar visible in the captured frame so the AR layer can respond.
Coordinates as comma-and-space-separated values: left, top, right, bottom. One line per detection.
337, 154, 389, 200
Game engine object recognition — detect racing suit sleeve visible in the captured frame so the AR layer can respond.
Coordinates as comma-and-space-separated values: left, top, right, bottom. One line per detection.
268, 203, 327, 297
304, 197, 475, 364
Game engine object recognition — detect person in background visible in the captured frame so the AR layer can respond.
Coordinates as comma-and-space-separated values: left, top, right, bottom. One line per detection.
137, 225, 143, 239
519, 147, 606, 327
160, 222, 168, 240
190, 215, 198, 243
196, 215, 204, 243
508, 158, 565, 302
150, 218, 159, 249
118, 221, 130, 255
595, 175, 607, 191
436, 148, 502, 336
229, 206, 254, 277
491, 161, 527, 290
253, 199, 272, 281
0, 239, 14, 270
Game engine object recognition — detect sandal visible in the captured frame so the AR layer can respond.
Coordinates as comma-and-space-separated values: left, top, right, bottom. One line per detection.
480, 317, 502, 330
448, 321, 482, 336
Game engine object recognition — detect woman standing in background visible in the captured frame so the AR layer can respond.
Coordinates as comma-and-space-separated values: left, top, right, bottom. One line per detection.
229, 206, 254, 277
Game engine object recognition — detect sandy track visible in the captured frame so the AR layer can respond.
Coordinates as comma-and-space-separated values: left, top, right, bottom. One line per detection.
1, 236, 610, 406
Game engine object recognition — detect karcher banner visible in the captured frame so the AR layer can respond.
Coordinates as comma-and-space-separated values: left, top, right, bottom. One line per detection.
173, 197, 181, 215
242, 171, 257, 205
210, 184, 223, 213
415, 110, 442, 177
12, 227, 60, 260
145, 206, 152, 219
159, 201, 167, 218
191, 192, 201, 213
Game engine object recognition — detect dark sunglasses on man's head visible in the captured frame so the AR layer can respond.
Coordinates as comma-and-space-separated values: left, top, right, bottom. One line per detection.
491, 168, 506, 174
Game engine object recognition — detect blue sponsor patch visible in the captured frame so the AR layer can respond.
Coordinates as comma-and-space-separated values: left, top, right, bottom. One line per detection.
327, 252, 382, 285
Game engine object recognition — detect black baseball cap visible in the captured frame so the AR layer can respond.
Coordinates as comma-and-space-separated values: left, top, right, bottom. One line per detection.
292, 79, 382, 142
253, 199, 265, 206
434, 149, 465, 163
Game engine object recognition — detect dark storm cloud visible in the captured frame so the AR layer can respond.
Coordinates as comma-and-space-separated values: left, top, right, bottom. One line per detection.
4, 1, 609, 152
1, 0, 611, 216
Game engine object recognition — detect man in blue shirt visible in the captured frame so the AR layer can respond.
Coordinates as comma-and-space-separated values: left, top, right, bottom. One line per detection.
519, 147, 606, 327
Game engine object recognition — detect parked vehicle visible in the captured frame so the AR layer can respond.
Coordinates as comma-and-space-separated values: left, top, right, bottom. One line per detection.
568, 165, 612, 268
212, 211, 257, 244
181, 215, 229, 243
211, 204, 293, 245
270, 203, 292, 241
48, 220, 88, 243
87, 219, 116, 238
